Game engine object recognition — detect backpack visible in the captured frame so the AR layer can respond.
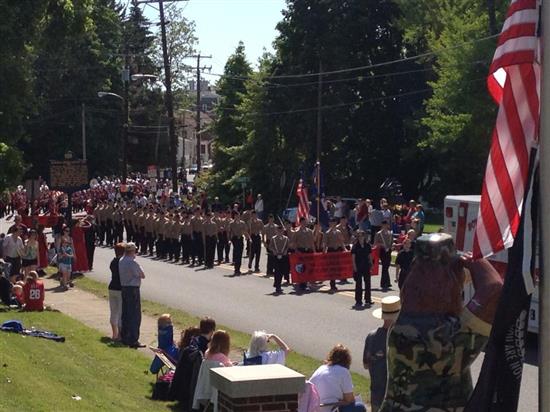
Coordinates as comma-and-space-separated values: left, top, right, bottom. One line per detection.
1, 320, 24, 332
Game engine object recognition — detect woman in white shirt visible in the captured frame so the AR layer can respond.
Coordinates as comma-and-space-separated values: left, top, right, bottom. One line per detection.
244, 331, 291, 365
310, 344, 366, 412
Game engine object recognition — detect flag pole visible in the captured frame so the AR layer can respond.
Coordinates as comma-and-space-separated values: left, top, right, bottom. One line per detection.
538, 1, 550, 410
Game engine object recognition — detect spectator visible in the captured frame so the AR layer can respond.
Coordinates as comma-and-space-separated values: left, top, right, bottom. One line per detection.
412, 204, 426, 236
2, 228, 24, 282
310, 344, 366, 412
22, 270, 45, 311
352, 230, 373, 308
178, 326, 201, 351
374, 221, 393, 290
363, 296, 400, 412
7, 214, 28, 237
396, 239, 414, 290
190, 316, 216, 354
205, 330, 233, 367
245, 331, 291, 365
333, 196, 345, 219
108, 243, 125, 341
119, 242, 146, 348
21, 229, 39, 279
58, 236, 74, 291
254, 194, 264, 221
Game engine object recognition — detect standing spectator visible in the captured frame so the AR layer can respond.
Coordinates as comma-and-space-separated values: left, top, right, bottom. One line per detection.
412, 204, 426, 236
369, 205, 383, 244
333, 196, 345, 219
396, 239, 414, 290
374, 221, 393, 290
119, 242, 146, 348
254, 194, 264, 221
355, 199, 369, 231
7, 215, 28, 237
2, 228, 24, 282
21, 229, 39, 279
352, 230, 373, 308
108, 243, 125, 341
363, 296, 400, 412
310, 344, 366, 412
380, 199, 393, 226
58, 237, 74, 290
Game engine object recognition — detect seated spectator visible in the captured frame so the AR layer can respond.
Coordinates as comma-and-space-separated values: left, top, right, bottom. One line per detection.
150, 314, 180, 373
190, 316, 216, 354
244, 331, 291, 365
310, 344, 366, 412
178, 326, 201, 352
205, 330, 233, 367
12, 284, 24, 307
23, 271, 45, 311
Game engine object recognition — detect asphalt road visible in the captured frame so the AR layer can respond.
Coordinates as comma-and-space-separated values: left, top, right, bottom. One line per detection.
0, 217, 538, 410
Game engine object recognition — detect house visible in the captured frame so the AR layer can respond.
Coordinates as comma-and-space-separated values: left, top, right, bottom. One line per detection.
176, 110, 216, 168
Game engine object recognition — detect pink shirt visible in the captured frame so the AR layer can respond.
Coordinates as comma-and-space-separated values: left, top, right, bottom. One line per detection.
205, 351, 233, 367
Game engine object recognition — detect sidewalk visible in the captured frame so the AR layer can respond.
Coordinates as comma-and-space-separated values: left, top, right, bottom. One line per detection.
42, 277, 158, 358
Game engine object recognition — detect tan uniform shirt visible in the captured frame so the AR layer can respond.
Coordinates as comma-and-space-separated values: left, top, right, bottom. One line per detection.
229, 219, 248, 238
263, 222, 278, 244
182, 220, 193, 235
203, 220, 218, 237
249, 218, 264, 236
324, 227, 345, 250
294, 227, 314, 251
191, 216, 203, 233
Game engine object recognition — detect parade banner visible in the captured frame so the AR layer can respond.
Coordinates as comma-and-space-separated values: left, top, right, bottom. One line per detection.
290, 248, 379, 284
22, 215, 61, 228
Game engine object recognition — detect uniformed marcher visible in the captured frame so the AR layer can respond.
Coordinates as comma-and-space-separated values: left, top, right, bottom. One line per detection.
228, 211, 249, 276
294, 217, 315, 291
144, 208, 156, 255
242, 208, 252, 258
215, 211, 229, 265
190, 207, 204, 266
181, 212, 193, 264
248, 211, 264, 272
263, 214, 278, 275
155, 211, 168, 259
269, 225, 289, 294
324, 217, 346, 292
202, 212, 218, 269
105, 202, 115, 246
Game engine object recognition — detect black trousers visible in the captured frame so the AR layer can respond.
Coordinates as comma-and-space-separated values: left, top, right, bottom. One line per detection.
231, 236, 244, 274
181, 234, 192, 263
379, 248, 392, 288
114, 222, 124, 244
296, 248, 312, 290
146, 232, 154, 255
106, 219, 114, 246
138, 228, 146, 254
192, 231, 204, 264
172, 238, 180, 261
86, 244, 95, 270
266, 252, 275, 275
156, 235, 166, 258
121, 286, 141, 346
354, 267, 372, 304
248, 234, 261, 271
99, 223, 106, 244
273, 255, 289, 291
125, 223, 133, 242
217, 231, 228, 263
205, 235, 217, 268
327, 248, 344, 289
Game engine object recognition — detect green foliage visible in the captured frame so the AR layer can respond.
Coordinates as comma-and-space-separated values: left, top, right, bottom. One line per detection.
0, 143, 25, 192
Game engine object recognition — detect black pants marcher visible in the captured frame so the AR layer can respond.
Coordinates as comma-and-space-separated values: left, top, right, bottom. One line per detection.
273, 255, 289, 292
354, 266, 372, 305
121, 286, 141, 346
266, 252, 275, 275
181, 234, 192, 263
248, 234, 261, 271
379, 248, 392, 289
327, 248, 343, 290
205, 235, 217, 268
217, 231, 228, 264
192, 231, 204, 265
231, 236, 244, 274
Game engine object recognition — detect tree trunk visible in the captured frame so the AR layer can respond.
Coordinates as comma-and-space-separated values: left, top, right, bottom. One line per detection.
487, 0, 497, 35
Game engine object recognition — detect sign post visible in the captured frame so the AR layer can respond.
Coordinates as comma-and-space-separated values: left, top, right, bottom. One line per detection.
49, 159, 89, 224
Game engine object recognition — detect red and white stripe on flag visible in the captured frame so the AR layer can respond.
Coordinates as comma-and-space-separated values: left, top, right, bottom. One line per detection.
473, 0, 541, 259
296, 179, 310, 224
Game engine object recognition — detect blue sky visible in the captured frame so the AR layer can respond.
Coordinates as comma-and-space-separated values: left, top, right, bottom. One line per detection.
143, 0, 287, 81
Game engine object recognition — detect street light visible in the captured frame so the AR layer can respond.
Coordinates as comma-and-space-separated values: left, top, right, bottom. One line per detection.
98, 73, 156, 183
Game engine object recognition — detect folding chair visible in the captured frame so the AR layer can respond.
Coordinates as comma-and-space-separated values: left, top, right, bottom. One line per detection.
149, 347, 177, 400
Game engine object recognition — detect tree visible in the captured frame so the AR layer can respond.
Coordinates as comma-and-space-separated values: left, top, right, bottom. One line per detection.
209, 42, 253, 203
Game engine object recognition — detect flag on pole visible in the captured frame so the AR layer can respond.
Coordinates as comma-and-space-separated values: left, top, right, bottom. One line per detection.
472, 0, 540, 260
466, 1, 540, 411
296, 179, 310, 224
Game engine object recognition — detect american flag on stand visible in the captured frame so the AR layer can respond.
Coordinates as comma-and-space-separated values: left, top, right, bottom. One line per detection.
296, 179, 310, 224
466, 1, 540, 411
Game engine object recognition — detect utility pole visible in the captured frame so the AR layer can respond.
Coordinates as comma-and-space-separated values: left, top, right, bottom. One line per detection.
315, 60, 323, 224
122, 60, 130, 184
189, 53, 212, 173
134, 0, 188, 191
81, 103, 86, 161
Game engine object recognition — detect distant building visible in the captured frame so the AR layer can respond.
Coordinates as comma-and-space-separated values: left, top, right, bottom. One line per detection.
188, 79, 219, 112
176, 110, 216, 168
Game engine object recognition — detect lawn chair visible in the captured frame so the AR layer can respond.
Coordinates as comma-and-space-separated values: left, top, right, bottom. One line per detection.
242, 351, 263, 366
149, 347, 177, 401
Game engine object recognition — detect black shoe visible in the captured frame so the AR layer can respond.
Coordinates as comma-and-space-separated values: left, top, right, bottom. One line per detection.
329, 287, 338, 293
353, 303, 362, 309
254, 269, 260, 273
129, 342, 146, 349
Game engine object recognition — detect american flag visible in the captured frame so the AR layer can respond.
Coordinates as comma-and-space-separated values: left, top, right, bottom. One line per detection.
296, 179, 310, 224
472, 0, 540, 266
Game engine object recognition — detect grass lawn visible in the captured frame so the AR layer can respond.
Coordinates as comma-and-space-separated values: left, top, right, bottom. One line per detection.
0, 310, 175, 411
72, 275, 371, 402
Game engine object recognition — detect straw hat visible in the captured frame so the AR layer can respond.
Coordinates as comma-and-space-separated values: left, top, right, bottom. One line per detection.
373, 296, 401, 320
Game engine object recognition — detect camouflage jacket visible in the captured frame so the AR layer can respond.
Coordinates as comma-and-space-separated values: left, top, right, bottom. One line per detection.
380, 309, 491, 412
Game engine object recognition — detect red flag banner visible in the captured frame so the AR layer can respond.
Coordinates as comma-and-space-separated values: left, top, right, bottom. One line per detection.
289, 248, 379, 283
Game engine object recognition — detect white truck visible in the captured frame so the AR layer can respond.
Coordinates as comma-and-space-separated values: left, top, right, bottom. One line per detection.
444, 195, 539, 334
